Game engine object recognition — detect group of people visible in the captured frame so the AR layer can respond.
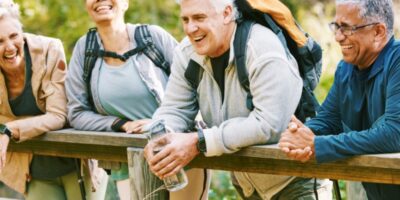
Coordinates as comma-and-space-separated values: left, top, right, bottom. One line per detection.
0, 0, 398, 199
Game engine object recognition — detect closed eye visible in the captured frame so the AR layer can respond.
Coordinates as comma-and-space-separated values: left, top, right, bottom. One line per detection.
10, 33, 19, 40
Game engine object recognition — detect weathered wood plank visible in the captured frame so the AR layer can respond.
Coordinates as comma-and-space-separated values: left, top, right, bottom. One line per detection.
128, 148, 168, 200
9, 141, 128, 162
188, 154, 400, 184
7, 129, 400, 185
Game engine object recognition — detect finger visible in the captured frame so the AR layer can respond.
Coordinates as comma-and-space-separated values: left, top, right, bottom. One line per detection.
157, 159, 180, 178
129, 123, 141, 130
152, 153, 176, 172
286, 148, 302, 159
290, 115, 305, 128
131, 126, 143, 134
162, 166, 183, 179
287, 122, 298, 132
144, 143, 156, 161
299, 151, 312, 163
278, 141, 294, 150
300, 146, 313, 163
280, 146, 290, 153
125, 129, 133, 134
149, 145, 171, 166
293, 149, 308, 161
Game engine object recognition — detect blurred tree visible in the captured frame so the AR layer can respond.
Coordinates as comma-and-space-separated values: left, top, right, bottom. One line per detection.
15, 0, 181, 59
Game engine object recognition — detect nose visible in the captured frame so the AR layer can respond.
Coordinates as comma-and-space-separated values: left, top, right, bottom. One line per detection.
4, 40, 16, 52
334, 29, 346, 43
186, 21, 198, 34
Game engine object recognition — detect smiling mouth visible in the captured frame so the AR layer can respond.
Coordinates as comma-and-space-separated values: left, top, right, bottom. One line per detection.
193, 35, 205, 43
341, 45, 353, 50
4, 52, 17, 60
95, 5, 112, 13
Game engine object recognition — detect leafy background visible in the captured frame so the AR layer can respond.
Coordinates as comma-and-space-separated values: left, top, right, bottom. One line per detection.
13, 0, 400, 199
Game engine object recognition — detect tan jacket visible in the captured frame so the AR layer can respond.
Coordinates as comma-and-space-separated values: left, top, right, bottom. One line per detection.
0, 33, 67, 193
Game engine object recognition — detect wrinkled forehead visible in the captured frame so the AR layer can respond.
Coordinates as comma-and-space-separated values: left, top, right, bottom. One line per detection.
0, 14, 22, 31
334, 3, 364, 24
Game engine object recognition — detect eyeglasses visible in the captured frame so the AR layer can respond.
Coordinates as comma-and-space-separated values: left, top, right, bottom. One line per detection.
328, 22, 379, 36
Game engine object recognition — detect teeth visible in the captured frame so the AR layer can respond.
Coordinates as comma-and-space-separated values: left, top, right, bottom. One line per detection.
341, 45, 353, 49
95, 5, 112, 12
4, 52, 16, 59
193, 36, 205, 42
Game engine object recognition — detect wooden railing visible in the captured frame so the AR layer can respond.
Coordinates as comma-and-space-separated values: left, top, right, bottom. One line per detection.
8, 129, 400, 200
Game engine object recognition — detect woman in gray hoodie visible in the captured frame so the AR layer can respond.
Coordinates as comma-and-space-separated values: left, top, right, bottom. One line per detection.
65, 0, 177, 199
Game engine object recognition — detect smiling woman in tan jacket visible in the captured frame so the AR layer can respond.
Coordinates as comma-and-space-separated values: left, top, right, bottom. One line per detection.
0, 1, 105, 199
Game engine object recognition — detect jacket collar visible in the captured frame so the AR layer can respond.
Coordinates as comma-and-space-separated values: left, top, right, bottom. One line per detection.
24, 33, 47, 105
366, 37, 395, 80
190, 23, 237, 72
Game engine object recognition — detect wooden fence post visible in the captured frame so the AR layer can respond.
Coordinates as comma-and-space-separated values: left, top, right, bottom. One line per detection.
127, 147, 168, 200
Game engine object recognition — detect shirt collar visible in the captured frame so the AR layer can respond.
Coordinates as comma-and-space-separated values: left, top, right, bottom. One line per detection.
366, 36, 395, 80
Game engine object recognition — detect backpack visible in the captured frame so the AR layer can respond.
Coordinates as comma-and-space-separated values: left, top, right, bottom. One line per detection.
82, 25, 170, 107
184, 0, 322, 122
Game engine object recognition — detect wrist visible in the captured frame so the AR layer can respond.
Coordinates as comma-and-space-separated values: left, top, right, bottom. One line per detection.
111, 118, 129, 132
0, 124, 12, 139
196, 128, 207, 153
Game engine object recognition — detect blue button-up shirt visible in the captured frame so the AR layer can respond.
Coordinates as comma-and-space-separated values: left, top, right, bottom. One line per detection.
306, 37, 400, 200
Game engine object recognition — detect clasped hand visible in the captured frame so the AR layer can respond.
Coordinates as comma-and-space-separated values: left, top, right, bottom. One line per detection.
278, 116, 315, 162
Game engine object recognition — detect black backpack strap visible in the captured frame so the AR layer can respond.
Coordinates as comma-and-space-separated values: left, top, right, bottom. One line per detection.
83, 28, 100, 108
83, 28, 99, 84
184, 59, 204, 90
234, 20, 254, 110
88, 46, 148, 62
134, 25, 170, 75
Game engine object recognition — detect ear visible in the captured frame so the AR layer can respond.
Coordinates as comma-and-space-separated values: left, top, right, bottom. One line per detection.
223, 5, 234, 24
373, 23, 387, 43
122, 0, 129, 11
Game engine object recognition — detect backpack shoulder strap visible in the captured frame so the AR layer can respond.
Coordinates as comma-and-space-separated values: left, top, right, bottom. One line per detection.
234, 20, 255, 110
184, 59, 204, 91
134, 25, 171, 75
83, 27, 99, 84
83, 27, 100, 109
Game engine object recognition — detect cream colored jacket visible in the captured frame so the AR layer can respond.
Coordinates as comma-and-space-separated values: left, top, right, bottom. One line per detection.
0, 33, 67, 193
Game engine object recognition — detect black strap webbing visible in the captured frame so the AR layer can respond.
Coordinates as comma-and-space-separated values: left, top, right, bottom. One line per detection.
135, 25, 170, 75
83, 28, 99, 108
234, 20, 254, 110
184, 60, 204, 90
83, 28, 99, 84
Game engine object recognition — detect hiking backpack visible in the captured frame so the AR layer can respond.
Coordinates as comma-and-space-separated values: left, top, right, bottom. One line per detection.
184, 0, 322, 122
82, 25, 170, 107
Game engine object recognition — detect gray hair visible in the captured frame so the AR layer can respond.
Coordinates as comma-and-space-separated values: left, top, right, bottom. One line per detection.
176, 0, 239, 20
336, 0, 394, 37
0, 0, 22, 28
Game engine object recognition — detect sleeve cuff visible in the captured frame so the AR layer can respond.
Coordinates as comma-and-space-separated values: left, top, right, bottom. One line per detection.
203, 128, 222, 157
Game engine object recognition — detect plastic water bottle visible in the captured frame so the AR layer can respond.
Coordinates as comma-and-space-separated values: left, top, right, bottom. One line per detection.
148, 120, 188, 192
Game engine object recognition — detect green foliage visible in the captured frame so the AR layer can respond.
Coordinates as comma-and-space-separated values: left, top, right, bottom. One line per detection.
14, 0, 181, 60
209, 171, 241, 200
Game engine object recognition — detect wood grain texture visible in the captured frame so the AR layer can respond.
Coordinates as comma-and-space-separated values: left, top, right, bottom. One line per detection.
7, 129, 400, 184
128, 148, 167, 200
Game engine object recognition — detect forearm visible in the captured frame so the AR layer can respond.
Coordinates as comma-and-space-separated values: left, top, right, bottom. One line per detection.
315, 120, 400, 163
8, 112, 66, 142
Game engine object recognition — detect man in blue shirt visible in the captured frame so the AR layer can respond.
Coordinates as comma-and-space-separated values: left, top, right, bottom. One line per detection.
278, 0, 400, 199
